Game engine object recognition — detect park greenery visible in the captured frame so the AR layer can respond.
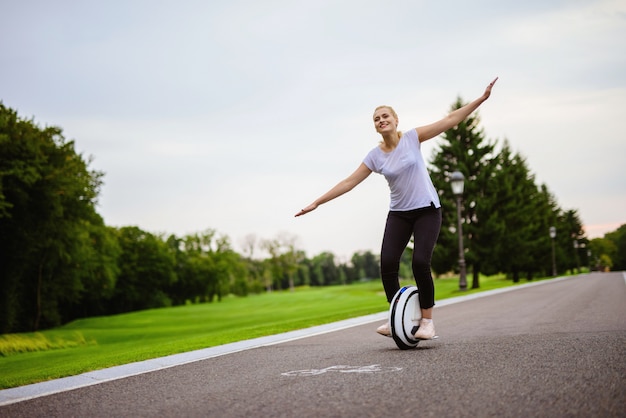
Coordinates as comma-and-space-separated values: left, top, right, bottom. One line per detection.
1, 101, 625, 336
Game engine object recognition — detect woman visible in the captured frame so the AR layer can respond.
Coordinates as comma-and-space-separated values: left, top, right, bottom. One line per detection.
295, 78, 498, 340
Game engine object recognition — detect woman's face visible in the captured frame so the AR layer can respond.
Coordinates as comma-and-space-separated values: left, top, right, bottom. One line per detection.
373, 107, 398, 134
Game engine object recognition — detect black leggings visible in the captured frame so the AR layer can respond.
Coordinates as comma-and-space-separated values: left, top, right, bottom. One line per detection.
380, 204, 442, 308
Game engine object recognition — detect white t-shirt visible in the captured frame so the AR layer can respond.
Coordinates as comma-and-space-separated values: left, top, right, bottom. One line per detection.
363, 129, 441, 211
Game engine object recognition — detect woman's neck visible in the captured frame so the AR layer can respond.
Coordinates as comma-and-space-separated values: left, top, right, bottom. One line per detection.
380, 132, 399, 152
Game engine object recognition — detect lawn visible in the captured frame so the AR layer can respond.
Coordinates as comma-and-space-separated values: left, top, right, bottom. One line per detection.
0, 274, 537, 389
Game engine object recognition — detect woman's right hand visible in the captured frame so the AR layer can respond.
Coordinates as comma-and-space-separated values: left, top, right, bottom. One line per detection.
295, 203, 318, 217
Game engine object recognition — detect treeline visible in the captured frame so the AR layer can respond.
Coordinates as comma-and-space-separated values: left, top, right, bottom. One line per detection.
2, 102, 624, 334
64, 226, 383, 326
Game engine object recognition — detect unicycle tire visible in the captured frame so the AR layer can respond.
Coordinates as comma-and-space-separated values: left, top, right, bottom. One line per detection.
389, 286, 421, 350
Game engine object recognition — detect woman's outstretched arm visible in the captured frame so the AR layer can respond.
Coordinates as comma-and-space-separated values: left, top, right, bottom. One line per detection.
416, 77, 498, 142
295, 163, 372, 217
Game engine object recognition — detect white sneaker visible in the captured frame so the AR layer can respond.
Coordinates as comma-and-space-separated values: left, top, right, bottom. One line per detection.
376, 322, 391, 337
414, 319, 435, 340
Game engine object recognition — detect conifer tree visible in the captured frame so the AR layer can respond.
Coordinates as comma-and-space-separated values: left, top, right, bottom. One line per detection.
429, 97, 495, 287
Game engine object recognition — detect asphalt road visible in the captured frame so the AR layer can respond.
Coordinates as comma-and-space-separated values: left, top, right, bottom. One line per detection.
2, 272, 625, 417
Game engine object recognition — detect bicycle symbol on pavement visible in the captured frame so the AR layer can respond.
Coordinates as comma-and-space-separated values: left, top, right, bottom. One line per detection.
281, 364, 403, 377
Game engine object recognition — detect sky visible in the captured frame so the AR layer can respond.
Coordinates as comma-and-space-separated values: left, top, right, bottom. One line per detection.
1, 0, 625, 260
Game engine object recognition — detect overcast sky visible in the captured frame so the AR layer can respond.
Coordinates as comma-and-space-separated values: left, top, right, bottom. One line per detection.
1, 0, 624, 260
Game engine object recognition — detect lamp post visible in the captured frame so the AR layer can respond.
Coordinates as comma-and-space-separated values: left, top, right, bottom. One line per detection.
549, 226, 556, 277
450, 171, 467, 291
573, 240, 580, 273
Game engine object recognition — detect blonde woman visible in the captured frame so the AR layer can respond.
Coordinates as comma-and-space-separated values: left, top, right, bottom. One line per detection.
296, 78, 498, 339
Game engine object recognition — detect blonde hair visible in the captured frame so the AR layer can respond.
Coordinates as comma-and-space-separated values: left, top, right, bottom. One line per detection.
374, 105, 402, 139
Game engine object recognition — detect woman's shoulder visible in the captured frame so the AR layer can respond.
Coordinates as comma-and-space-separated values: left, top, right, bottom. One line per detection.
401, 128, 419, 141
363, 144, 385, 171
399, 129, 421, 149
365, 144, 383, 158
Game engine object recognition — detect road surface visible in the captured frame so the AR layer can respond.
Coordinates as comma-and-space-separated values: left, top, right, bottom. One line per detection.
1, 272, 625, 417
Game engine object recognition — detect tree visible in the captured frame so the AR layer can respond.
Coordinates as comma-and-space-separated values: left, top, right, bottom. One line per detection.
166, 234, 200, 305
480, 143, 542, 282
172, 229, 245, 302
209, 234, 246, 301
430, 97, 496, 287
561, 209, 585, 273
260, 233, 304, 291
109, 227, 176, 313
278, 233, 303, 291
308, 252, 341, 286
261, 238, 283, 291
588, 237, 617, 272
524, 184, 560, 279
0, 103, 105, 332
350, 250, 379, 281
66, 224, 121, 319
604, 224, 626, 270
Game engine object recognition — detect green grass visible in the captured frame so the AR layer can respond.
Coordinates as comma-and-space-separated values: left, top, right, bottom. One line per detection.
0, 274, 543, 389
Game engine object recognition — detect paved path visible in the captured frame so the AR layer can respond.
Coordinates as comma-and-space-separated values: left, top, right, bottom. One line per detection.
1, 272, 625, 417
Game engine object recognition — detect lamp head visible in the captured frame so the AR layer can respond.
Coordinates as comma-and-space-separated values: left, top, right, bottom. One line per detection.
450, 171, 465, 196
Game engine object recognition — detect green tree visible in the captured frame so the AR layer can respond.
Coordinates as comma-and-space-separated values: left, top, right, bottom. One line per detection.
261, 238, 284, 291
524, 184, 560, 279
261, 233, 304, 291
67, 224, 121, 318
0, 103, 105, 332
209, 235, 245, 301
481, 144, 543, 282
308, 252, 340, 286
430, 97, 496, 287
605, 224, 626, 270
278, 233, 303, 291
110, 227, 176, 313
166, 234, 200, 305
308, 257, 325, 286
350, 250, 379, 281
588, 237, 616, 271
180, 230, 250, 301
562, 209, 585, 273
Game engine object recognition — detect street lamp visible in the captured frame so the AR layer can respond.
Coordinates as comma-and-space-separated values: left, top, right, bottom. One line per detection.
573, 240, 580, 273
549, 226, 556, 277
450, 171, 467, 291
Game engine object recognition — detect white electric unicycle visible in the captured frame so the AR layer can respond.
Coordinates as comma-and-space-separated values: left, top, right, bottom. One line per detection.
389, 286, 422, 350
